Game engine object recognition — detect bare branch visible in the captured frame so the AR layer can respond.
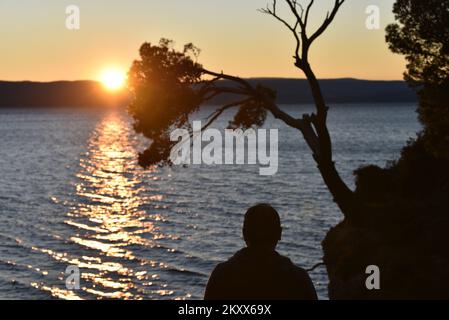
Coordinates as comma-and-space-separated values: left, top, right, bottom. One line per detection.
201, 86, 251, 97
180, 99, 251, 146
200, 65, 325, 158
201, 63, 326, 160
261, 0, 345, 66
284, 0, 306, 30
306, 262, 325, 273
260, 0, 302, 61
200, 99, 250, 132
304, 0, 315, 26
265, 101, 304, 131
198, 69, 257, 105
309, 0, 345, 44
201, 68, 255, 92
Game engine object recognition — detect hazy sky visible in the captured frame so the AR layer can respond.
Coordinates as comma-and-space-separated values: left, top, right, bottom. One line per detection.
0, 0, 406, 81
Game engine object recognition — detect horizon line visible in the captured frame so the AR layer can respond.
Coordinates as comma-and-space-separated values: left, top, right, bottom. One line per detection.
0, 77, 406, 83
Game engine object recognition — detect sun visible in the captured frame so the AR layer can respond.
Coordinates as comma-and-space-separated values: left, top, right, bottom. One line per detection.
100, 68, 126, 91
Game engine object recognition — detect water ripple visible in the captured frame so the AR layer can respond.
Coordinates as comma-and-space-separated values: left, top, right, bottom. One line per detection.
0, 105, 420, 299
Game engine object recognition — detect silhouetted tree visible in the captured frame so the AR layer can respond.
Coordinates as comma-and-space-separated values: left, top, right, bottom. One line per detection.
128, 0, 356, 217
386, 0, 449, 159
128, 0, 449, 299
321, 0, 449, 300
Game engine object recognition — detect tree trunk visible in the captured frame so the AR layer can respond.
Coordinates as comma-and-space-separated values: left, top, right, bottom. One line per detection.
301, 63, 358, 218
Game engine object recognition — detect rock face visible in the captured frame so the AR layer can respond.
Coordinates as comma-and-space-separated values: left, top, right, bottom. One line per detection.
323, 217, 449, 299
322, 140, 449, 299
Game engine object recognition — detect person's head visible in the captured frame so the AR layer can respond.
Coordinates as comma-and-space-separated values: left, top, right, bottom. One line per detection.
243, 204, 282, 251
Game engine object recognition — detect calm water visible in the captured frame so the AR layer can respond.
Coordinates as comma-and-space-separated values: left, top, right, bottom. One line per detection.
0, 104, 420, 300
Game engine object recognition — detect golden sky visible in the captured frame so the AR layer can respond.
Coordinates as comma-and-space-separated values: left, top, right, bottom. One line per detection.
0, 0, 406, 81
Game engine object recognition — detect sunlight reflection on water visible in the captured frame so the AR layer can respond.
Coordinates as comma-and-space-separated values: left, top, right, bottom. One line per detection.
32, 112, 172, 299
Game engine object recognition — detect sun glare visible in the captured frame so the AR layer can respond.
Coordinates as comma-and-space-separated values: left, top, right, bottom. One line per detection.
100, 69, 126, 91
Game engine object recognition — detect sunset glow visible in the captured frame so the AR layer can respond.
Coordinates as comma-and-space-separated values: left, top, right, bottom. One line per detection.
2, 0, 405, 81
100, 69, 126, 91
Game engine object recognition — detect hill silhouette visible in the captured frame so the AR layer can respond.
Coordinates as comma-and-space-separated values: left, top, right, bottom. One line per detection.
215, 78, 417, 104
0, 80, 129, 108
0, 78, 416, 108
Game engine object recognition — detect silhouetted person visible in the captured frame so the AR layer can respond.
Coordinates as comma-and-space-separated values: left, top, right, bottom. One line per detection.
204, 204, 318, 300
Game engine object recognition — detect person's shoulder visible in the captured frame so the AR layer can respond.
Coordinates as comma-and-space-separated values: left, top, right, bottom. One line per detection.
211, 261, 229, 276
210, 251, 242, 276
205, 258, 237, 300
277, 253, 310, 278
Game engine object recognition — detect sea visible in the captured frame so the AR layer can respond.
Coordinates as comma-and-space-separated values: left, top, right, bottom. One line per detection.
0, 103, 420, 300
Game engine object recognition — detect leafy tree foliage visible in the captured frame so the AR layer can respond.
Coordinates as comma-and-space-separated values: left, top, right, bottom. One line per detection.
128, 39, 274, 167
128, 39, 204, 165
386, 0, 449, 159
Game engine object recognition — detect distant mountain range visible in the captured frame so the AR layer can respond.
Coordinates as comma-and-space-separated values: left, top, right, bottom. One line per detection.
0, 78, 417, 108
0, 81, 129, 108
241, 78, 417, 104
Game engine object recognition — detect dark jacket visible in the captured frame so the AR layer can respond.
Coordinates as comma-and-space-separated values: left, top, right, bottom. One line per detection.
204, 248, 318, 300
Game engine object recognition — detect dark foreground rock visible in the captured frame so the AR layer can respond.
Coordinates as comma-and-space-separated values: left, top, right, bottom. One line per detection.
323, 140, 449, 299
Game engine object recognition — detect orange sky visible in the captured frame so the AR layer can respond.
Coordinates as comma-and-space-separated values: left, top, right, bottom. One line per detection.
0, 0, 406, 81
